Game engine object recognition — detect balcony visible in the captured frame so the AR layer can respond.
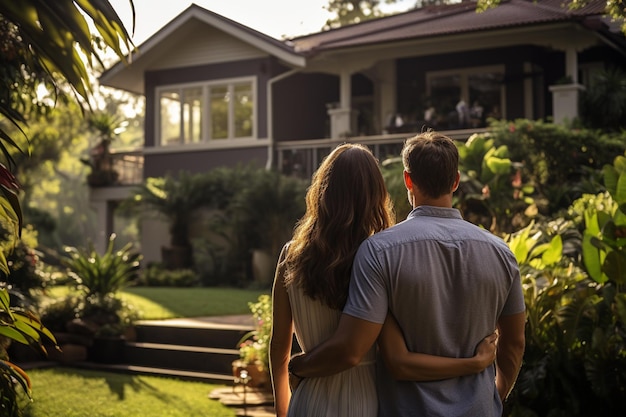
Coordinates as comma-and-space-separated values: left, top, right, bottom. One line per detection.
87, 148, 144, 187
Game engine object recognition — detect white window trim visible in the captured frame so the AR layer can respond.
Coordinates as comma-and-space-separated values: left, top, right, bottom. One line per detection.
426, 65, 506, 119
155, 76, 257, 147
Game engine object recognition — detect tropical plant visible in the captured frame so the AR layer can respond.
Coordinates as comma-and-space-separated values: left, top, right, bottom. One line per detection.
456, 133, 534, 234
0, 288, 58, 416
486, 119, 625, 212
82, 111, 126, 186
62, 233, 141, 337
503, 152, 626, 416
64, 233, 141, 299
0, 1, 135, 414
124, 169, 241, 269
230, 169, 307, 263
580, 67, 626, 131
381, 156, 412, 222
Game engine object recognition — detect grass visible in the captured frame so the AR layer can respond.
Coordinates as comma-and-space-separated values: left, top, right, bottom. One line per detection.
20, 286, 269, 416
44, 286, 269, 320
22, 367, 237, 417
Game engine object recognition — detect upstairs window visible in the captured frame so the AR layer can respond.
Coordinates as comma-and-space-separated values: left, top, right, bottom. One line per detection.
157, 78, 255, 146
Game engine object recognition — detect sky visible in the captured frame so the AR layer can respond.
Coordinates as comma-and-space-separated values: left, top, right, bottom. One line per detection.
108, 0, 415, 44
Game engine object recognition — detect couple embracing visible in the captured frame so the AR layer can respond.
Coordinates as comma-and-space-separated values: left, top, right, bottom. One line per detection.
270, 131, 526, 417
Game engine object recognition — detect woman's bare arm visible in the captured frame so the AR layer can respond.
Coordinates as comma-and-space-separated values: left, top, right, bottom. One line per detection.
269, 249, 294, 417
378, 313, 497, 381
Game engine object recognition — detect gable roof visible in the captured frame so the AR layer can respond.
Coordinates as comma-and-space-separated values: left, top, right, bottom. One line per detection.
100, 0, 624, 94
290, 0, 622, 54
100, 3, 305, 94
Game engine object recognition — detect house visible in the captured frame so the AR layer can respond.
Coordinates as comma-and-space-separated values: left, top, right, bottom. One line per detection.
96, 0, 626, 261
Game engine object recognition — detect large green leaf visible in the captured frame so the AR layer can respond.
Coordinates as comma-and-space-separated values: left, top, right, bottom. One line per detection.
582, 231, 607, 283
541, 234, 563, 266
602, 251, 626, 284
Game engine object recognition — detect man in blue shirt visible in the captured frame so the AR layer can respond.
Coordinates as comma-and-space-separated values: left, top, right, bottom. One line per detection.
289, 131, 526, 416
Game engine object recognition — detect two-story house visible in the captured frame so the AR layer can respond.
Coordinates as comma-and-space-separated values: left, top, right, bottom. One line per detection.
96, 0, 626, 262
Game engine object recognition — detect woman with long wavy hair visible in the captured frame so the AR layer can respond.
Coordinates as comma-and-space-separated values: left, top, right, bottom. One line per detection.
270, 143, 495, 417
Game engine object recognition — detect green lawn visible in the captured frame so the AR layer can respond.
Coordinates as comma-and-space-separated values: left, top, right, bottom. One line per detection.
45, 286, 268, 320
23, 367, 236, 417
20, 287, 269, 416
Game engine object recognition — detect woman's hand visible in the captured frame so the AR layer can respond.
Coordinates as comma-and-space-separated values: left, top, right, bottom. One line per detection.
474, 331, 498, 371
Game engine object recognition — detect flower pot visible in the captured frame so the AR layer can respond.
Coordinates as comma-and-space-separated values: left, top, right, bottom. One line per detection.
232, 359, 270, 389
88, 336, 126, 364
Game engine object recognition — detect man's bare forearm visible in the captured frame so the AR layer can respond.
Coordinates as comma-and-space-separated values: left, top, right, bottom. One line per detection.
289, 314, 382, 378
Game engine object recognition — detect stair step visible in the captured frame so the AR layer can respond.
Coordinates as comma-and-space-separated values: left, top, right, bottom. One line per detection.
133, 320, 252, 349
73, 362, 236, 384
124, 342, 240, 374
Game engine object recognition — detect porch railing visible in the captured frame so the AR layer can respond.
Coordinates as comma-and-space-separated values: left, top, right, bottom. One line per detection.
275, 128, 484, 179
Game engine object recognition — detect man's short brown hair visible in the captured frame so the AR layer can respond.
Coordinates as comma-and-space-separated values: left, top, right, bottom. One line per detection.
401, 130, 459, 199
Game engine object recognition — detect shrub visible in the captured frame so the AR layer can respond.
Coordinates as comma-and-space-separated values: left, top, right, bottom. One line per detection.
138, 264, 199, 287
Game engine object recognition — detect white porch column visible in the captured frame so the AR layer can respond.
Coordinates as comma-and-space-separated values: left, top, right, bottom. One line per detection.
549, 47, 584, 124
328, 70, 354, 138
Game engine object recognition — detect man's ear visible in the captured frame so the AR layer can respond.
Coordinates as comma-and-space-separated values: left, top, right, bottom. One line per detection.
452, 171, 461, 192
403, 171, 413, 191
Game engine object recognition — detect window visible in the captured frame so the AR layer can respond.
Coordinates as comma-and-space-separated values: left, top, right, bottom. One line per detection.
157, 78, 255, 146
426, 66, 504, 129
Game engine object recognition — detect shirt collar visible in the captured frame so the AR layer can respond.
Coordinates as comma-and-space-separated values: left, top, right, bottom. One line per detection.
406, 205, 463, 221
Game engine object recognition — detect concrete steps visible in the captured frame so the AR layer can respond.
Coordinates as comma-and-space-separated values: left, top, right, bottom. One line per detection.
120, 316, 254, 383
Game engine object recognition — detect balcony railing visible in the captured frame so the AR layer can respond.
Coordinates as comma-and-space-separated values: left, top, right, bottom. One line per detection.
87, 148, 144, 187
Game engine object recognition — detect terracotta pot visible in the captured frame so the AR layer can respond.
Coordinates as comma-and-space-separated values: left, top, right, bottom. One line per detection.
232, 359, 270, 388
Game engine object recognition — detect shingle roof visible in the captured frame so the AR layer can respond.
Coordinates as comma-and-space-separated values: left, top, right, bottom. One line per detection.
291, 0, 614, 54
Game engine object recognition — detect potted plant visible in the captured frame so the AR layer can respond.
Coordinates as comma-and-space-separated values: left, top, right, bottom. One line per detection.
82, 112, 124, 187
62, 233, 141, 363
233, 294, 272, 389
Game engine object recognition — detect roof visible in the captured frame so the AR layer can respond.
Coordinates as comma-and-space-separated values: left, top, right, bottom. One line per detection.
100, 0, 623, 94
290, 0, 619, 54
100, 3, 304, 94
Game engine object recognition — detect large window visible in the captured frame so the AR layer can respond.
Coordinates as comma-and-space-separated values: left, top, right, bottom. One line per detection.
426, 66, 504, 129
157, 78, 255, 146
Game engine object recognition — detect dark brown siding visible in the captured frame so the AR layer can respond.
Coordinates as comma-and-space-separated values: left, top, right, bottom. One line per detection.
272, 73, 339, 141
144, 146, 267, 178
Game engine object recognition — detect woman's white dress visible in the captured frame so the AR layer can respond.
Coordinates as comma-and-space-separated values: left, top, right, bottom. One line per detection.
286, 283, 378, 417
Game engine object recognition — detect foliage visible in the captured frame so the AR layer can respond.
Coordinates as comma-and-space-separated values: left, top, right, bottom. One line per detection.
580, 67, 626, 132
456, 133, 535, 234
237, 294, 272, 370
0, 0, 134, 147
63, 234, 141, 299
229, 169, 307, 264
0, 2, 134, 415
1, 227, 44, 298
487, 119, 625, 212
0, 287, 58, 416
324, 0, 386, 29
123, 168, 244, 269
61, 234, 141, 337
138, 264, 199, 287
381, 156, 412, 222
503, 151, 626, 416
477, 0, 626, 34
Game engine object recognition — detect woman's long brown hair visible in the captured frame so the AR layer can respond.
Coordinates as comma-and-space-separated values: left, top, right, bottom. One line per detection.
283, 144, 394, 310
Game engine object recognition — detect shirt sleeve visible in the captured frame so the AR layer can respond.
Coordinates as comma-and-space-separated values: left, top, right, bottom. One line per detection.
343, 238, 388, 324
